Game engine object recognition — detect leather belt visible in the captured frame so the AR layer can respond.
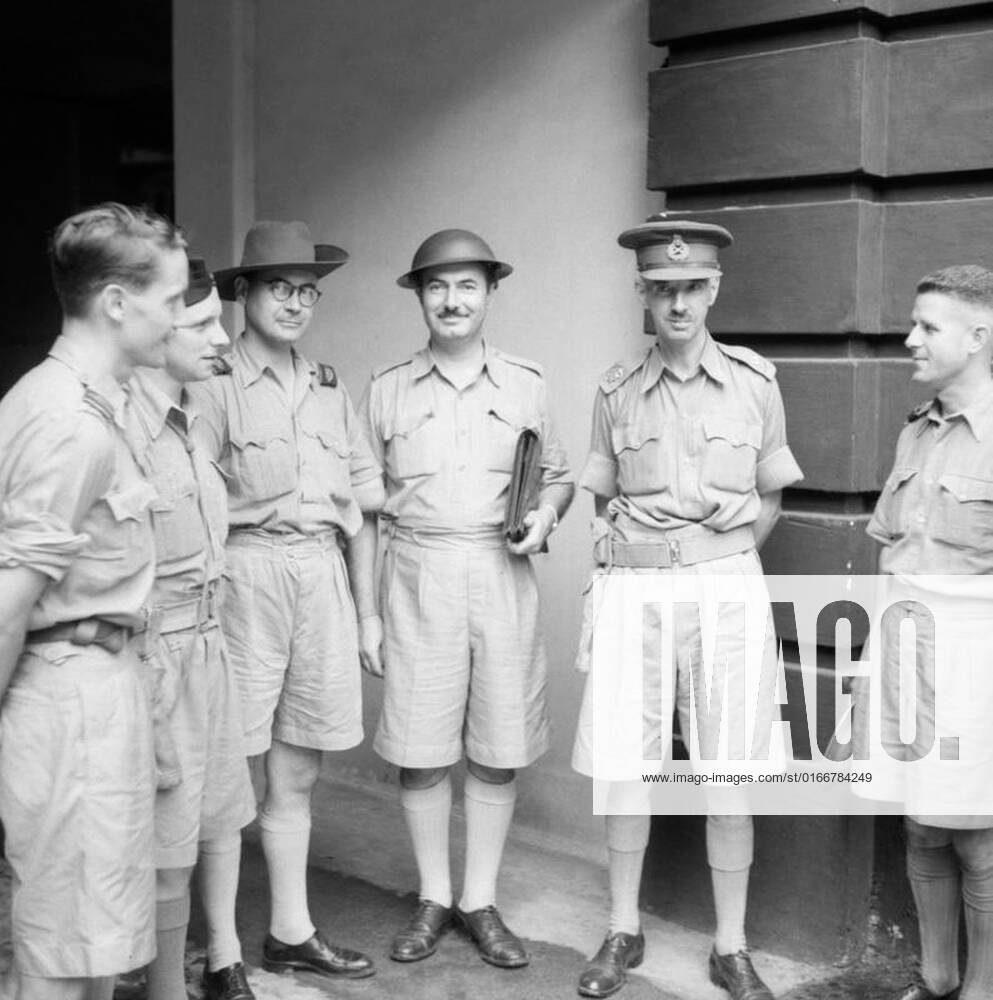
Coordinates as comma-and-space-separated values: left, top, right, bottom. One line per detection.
26, 618, 131, 654
140, 580, 221, 637
594, 524, 755, 569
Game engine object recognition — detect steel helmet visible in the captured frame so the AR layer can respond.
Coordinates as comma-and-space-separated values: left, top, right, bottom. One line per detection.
397, 229, 513, 288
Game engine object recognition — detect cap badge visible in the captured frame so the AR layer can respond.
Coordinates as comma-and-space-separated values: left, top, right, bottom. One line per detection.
666, 235, 690, 262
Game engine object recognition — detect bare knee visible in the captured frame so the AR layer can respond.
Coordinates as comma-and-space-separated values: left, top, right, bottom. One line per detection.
264, 740, 321, 811
400, 766, 449, 790
156, 866, 194, 902
465, 759, 515, 784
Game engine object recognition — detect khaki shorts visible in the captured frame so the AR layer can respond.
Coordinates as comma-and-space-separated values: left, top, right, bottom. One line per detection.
374, 533, 550, 769
572, 549, 783, 781
0, 642, 155, 977
222, 532, 363, 755
153, 621, 257, 868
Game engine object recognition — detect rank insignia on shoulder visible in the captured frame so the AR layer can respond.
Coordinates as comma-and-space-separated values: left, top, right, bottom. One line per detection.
603, 363, 625, 386
907, 400, 932, 422
316, 363, 338, 388
82, 386, 115, 423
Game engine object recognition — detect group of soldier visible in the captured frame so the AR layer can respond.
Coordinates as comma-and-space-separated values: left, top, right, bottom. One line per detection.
0, 201, 989, 1000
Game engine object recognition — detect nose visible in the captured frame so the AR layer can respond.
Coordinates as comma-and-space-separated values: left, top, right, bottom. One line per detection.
905, 324, 922, 350
210, 320, 230, 350
671, 292, 687, 312
444, 285, 459, 310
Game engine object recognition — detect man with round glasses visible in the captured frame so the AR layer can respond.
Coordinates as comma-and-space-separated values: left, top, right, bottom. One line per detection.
190, 220, 384, 982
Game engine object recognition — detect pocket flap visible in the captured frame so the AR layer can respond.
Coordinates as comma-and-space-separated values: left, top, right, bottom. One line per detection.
703, 416, 761, 449
939, 473, 993, 503
611, 422, 660, 453
106, 481, 156, 521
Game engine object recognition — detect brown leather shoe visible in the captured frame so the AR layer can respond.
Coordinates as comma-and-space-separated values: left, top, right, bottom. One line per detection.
390, 899, 454, 962
577, 931, 645, 998
455, 905, 529, 968
893, 980, 960, 1000
262, 930, 375, 979
708, 948, 774, 1000
201, 962, 255, 1000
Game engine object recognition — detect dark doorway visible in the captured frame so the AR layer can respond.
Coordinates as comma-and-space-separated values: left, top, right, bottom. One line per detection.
2, 1, 173, 396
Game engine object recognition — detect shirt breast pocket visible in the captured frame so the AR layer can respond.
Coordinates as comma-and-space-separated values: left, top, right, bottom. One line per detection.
228, 430, 296, 502
149, 484, 202, 561
702, 417, 761, 493
874, 467, 917, 540
300, 427, 352, 501
611, 422, 665, 493
101, 480, 155, 554
387, 411, 440, 480
935, 473, 993, 550
485, 404, 533, 475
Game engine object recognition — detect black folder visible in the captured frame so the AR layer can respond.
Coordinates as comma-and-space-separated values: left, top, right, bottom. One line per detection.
503, 428, 545, 547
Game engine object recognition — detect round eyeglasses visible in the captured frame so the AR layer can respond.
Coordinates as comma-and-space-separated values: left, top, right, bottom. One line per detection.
262, 279, 322, 308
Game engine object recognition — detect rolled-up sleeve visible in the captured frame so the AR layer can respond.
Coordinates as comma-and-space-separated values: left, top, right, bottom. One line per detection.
0, 411, 113, 580
537, 381, 573, 490
755, 380, 803, 495
578, 390, 619, 498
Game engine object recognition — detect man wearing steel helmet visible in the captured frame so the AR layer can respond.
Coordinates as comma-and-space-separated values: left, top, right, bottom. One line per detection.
571, 217, 802, 999
125, 258, 257, 1000
358, 230, 574, 970
190, 221, 384, 982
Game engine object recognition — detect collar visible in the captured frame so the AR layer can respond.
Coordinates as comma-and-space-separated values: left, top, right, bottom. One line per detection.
48, 334, 128, 425
921, 385, 993, 441
640, 333, 728, 392
129, 369, 190, 440
410, 340, 501, 387
233, 334, 302, 389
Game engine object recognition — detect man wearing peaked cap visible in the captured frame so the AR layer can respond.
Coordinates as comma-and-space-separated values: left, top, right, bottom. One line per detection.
571, 215, 803, 1000
189, 221, 384, 981
0, 203, 187, 1000
357, 229, 574, 971
125, 257, 259, 1000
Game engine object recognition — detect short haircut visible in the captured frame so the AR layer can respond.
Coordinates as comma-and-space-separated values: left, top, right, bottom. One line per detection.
917, 264, 993, 313
50, 202, 187, 318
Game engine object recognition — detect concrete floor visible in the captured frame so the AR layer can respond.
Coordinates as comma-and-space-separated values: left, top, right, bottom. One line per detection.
304, 774, 828, 1000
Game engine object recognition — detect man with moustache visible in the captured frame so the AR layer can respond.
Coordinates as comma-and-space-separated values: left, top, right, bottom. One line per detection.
190, 221, 383, 981
571, 217, 802, 999
125, 258, 257, 1000
867, 265, 993, 1000
0, 203, 187, 1000
359, 230, 574, 970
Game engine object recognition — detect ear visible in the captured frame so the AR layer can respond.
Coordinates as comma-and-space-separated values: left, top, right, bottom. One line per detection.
233, 275, 249, 305
970, 321, 992, 356
99, 283, 127, 324
707, 275, 721, 304
634, 275, 648, 307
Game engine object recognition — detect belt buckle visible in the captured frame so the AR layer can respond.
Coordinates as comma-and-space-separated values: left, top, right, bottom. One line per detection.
667, 538, 681, 567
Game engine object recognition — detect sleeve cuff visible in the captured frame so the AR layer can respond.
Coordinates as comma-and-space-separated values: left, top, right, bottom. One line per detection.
578, 452, 618, 497
0, 514, 89, 581
756, 446, 803, 494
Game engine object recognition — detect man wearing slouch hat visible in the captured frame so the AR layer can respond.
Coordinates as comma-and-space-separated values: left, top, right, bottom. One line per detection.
189, 221, 383, 981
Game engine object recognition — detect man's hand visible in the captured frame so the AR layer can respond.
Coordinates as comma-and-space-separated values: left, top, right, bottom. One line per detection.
358, 612, 384, 677
507, 505, 557, 556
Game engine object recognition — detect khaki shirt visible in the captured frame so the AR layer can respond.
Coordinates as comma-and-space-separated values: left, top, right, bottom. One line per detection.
190, 335, 384, 538
580, 335, 802, 535
361, 343, 573, 534
868, 390, 993, 575
125, 369, 228, 606
0, 336, 156, 629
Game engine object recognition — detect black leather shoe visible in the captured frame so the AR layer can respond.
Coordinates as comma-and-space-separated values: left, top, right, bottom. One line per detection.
893, 980, 960, 1000
455, 905, 529, 968
390, 899, 454, 962
708, 948, 775, 1000
577, 931, 645, 998
202, 962, 255, 1000
262, 930, 375, 979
